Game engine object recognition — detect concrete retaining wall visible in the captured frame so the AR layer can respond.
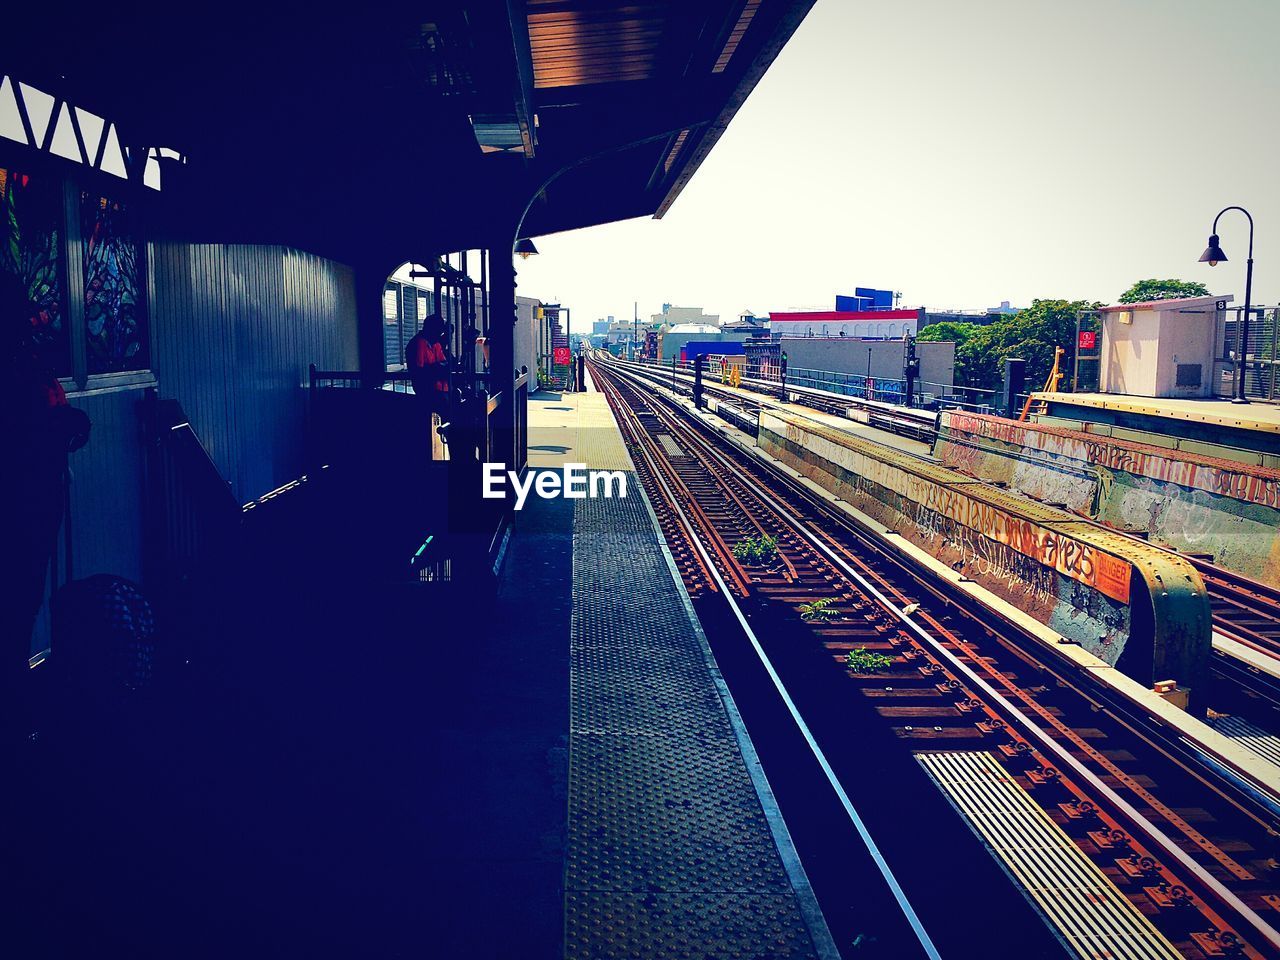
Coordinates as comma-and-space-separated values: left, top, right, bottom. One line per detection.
935, 411, 1280, 587
758, 410, 1210, 699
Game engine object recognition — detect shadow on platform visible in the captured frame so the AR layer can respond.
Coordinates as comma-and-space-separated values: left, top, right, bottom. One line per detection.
4, 457, 570, 959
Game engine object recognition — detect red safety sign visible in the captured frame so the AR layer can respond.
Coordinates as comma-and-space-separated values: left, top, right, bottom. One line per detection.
1078, 331, 1097, 350
553, 347, 572, 365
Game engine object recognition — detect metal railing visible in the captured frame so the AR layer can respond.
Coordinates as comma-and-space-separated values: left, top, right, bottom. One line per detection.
784, 365, 908, 405
310, 366, 415, 393
142, 393, 244, 660
1219, 306, 1280, 401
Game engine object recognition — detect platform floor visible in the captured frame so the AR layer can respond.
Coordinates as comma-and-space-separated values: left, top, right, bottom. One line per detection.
520, 388, 834, 959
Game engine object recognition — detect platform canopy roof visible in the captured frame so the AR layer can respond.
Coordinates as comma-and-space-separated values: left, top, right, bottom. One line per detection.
3, 0, 813, 268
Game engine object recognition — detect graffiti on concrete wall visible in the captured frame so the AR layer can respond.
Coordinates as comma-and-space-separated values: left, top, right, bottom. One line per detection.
791, 418, 1131, 604
938, 411, 1280, 587
761, 416, 1133, 663
911, 500, 1056, 606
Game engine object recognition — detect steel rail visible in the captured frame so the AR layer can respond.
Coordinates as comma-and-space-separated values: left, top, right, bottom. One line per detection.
593, 362, 944, 960
617, 356, 937, 442
619, 355, 1280, 709
596, 355, 1280, 956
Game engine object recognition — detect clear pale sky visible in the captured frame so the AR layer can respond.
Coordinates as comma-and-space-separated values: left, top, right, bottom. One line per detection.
513, 0, 1279, 332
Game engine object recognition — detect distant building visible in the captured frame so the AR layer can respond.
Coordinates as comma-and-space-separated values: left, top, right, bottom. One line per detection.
768, 309, 922, 340
660, 323, 751, 361
722, 310, 769, 335
592, 319, 610, 335
987, 300, 1019, 315
779, 337, 955, 396
651, 304, 720, 328
604, 315, 638, 343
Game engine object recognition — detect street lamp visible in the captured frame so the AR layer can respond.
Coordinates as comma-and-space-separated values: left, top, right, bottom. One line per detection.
514, 237, 539, 259
1199, 206, 1254, 403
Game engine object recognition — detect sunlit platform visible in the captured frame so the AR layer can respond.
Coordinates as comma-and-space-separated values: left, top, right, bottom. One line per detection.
516, 388, 836, 958
1035, 391, 1280, 456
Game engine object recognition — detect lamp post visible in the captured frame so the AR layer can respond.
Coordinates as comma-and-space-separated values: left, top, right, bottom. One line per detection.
1200, 206, 1254, 404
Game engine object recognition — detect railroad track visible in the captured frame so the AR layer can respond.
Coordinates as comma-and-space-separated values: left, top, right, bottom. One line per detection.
591, 355, 1280, 960
609, 355, 1280, 730
1199, 561, 1280, 660
615, 356, 938, 444
1195, 560, 1280, 732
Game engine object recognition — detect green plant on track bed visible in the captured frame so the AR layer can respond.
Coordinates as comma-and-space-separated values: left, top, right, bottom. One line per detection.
732, 534, 779, 565
799, 597, 839, 622
846, 647, 894, 673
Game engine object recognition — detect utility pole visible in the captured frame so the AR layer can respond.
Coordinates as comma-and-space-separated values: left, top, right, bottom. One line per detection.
633, 300, 638, 360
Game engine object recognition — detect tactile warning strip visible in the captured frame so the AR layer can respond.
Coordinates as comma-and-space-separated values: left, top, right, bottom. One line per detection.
566, 484, 826, 959
918, 751, 1182, 960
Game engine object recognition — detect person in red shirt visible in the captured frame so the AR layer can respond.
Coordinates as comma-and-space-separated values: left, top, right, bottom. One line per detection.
405, 312, 451, 415
1, 271, 90, 738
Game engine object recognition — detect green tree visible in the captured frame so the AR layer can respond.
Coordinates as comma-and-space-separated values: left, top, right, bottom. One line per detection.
954, 299, 1098, 394
918, 321, 983, 383
1118, 278, 1208, 304
917, 320, 978, 345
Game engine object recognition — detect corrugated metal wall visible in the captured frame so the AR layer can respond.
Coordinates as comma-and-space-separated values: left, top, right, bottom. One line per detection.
44, 242, 358, 650
149, 242, 358, 502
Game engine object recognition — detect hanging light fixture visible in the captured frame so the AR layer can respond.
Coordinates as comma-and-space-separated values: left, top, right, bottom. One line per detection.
1198, 234, 1227, 267
514, 238, 539, 259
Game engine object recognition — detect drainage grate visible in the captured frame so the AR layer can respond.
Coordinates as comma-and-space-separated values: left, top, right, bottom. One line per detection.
918, 751, 1182, 960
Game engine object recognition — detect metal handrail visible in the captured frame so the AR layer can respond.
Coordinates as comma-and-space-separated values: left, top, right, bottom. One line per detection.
149, 396, 239, 519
